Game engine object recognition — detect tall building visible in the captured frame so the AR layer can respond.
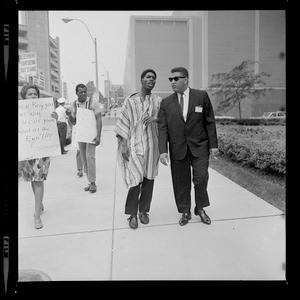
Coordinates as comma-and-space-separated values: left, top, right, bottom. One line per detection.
123, 16, 191, 99
62, 81, 68, 101
123, 11, 286, 117
49, 36, 61, 99
18, 11, 62, 100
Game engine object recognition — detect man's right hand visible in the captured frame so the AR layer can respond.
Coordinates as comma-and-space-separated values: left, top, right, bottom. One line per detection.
160, 153, 169, 166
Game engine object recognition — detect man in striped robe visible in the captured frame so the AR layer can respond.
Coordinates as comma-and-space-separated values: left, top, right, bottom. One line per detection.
115, 69, 161, 229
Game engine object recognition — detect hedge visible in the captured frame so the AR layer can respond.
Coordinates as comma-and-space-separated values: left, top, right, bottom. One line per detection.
216, 125, 286, 176
215, 118, 285, 126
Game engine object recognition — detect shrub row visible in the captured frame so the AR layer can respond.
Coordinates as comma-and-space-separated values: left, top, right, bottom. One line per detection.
216, 125, 286, 176
215, 118, 285, 126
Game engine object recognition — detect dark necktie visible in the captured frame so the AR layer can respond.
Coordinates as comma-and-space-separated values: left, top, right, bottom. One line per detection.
180, 93, 184, 112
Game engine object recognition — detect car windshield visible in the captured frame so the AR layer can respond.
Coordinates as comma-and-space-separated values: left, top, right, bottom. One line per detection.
262, 112, 271, 117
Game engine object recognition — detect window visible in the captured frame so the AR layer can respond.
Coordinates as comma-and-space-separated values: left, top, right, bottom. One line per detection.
18, 11, 27, 25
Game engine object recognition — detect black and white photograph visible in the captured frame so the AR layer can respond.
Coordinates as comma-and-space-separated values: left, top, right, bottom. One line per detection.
3, 3, 288, 294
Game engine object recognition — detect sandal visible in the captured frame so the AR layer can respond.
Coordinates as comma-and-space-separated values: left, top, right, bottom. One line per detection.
89, 183, 97, 193
84, 184, 91, 191
128, 215, 138, 229
34, 214, 43, 229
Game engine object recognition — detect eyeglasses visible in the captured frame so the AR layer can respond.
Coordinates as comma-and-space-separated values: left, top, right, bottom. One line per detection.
168, 76, 186, 82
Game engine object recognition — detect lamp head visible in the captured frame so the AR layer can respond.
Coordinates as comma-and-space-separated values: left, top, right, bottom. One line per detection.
62, 18, 74, 23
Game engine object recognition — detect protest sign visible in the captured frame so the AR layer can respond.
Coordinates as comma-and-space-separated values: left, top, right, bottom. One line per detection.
18, 97, 61, 161
75, 108, 97, 144
19, 52, 37, 77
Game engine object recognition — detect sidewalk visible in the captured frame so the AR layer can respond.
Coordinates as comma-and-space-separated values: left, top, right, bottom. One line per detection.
18, 123, 286, 281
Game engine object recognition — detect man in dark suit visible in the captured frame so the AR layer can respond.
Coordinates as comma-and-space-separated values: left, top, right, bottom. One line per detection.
158, 67, 219, 226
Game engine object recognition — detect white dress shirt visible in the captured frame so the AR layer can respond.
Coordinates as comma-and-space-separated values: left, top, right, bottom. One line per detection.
177, 87, 190, 121
56, 105, 68, 123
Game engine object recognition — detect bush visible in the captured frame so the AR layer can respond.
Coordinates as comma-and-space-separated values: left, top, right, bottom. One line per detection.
215, 118, 285, 126
217, 125, 286, 176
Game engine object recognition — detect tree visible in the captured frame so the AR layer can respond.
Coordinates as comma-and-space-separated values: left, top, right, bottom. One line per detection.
209, 60, 270, 119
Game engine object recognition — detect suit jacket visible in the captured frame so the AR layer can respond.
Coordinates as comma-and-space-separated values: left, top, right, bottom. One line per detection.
158, 88, 218, 160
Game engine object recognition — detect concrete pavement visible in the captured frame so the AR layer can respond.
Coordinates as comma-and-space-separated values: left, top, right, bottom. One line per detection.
18, 120, 286, 281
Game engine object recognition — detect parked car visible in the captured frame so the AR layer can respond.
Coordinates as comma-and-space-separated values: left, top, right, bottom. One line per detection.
252, 111, 286, 119
99, 104, 107, 116
262, 111, 286, 118
214, 113, 235, 119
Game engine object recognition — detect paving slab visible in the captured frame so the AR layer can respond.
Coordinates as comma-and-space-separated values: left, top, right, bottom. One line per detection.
111, 215, 285, 280
19, 231, 112, 281
18, 125, 286, 282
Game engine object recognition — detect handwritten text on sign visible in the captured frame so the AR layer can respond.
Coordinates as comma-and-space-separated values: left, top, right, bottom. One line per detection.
18, 97, 61, 161
75, 108, 97, 144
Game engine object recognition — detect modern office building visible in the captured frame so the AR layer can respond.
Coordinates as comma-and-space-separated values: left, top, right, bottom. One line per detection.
123, 11, 286, 117
18, 11, 62, 100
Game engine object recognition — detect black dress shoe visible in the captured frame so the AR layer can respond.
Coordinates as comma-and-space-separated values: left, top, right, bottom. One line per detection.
179, 212, 191, 226
194, 207, 211, 225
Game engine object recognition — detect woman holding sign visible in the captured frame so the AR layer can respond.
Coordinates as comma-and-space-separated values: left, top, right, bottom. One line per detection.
19, 84, 58, 229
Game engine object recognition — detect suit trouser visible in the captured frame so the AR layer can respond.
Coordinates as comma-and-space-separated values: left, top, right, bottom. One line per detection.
170, 147, 210, 213
78, 142, 96, 183
57, 122, 67, 153
125, 178, 154, 216
76, 149, 83, 170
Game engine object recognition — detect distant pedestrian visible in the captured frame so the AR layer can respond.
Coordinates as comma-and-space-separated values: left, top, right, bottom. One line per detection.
66, 84, 102, 193
56, 97, 69, 154
158, 67, 219, 226
115, 69, 161, 229
18, 84, 58, 229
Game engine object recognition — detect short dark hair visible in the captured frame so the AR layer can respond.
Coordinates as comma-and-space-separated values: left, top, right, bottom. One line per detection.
20, 84, 40, 99
75, 83, 87, 93
141, 69, 157, 80
171, 67, 189, 78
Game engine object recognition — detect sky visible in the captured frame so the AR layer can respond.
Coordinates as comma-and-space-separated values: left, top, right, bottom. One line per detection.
48, 10, 173, 99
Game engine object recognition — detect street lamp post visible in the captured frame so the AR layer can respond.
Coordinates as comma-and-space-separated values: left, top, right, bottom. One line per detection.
62, 18, 99, 91
92, 61, 110, 108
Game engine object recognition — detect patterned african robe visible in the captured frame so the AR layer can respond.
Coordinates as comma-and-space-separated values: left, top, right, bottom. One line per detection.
115, 93, 161, 188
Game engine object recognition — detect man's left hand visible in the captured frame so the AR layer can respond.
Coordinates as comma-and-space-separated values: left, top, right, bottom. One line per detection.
209, 148, 219, 158
143, 115, 157, 126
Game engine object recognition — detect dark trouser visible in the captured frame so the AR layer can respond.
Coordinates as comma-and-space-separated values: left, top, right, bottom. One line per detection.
125, 178, 154, 216
57, 122, 67, 153
170, 147, 210, 213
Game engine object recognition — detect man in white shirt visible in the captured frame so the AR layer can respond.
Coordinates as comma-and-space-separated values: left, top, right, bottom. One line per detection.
56, 97, 69, 154
66, 84, 102, 193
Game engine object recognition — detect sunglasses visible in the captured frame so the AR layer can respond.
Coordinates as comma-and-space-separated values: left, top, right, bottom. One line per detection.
168, 76, 186, 82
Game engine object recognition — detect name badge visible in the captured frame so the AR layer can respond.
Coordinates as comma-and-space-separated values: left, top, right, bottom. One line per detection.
195, 106, 203, 113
